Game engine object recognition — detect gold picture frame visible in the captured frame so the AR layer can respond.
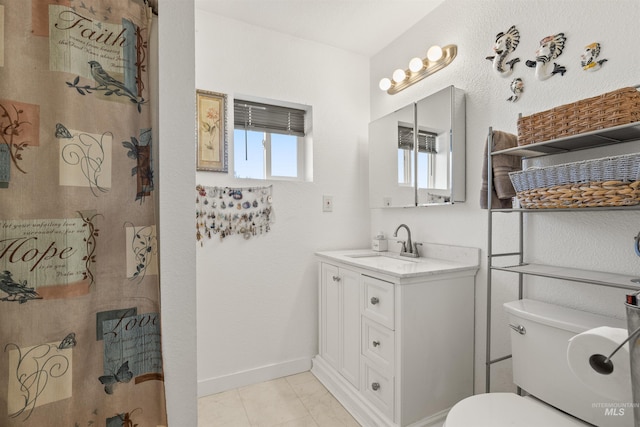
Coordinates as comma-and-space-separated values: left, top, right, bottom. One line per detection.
196, 89, 228, 172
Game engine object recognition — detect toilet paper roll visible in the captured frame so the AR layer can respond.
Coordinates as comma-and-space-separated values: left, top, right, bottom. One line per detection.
567, 326, 633, 402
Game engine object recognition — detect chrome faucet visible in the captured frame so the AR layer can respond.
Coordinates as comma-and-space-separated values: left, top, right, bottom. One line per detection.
393, 224, 420, 258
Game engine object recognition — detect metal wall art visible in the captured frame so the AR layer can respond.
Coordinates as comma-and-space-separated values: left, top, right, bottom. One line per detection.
486, 25, 521, 77
525, 33, 567, 80
196, 184, 274, 244
581, 42, 607, 72
487, 27, 577, 101
507, 77, 524, 102
486, 25, 526, 102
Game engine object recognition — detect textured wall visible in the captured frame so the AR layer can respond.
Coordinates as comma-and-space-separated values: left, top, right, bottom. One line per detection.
370, 0, 640, 393
195, 13, 371, 395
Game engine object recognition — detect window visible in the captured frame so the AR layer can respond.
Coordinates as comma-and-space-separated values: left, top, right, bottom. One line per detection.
233, 98, 311, 181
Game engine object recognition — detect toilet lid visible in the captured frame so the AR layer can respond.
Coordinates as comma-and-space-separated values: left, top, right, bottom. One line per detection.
445, 393, 588, 427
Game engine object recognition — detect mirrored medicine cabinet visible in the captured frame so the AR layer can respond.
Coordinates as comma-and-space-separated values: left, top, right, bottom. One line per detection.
369, 85, 466, 208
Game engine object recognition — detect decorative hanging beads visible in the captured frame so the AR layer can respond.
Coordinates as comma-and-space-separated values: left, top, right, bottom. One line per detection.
195, 184, 274, 245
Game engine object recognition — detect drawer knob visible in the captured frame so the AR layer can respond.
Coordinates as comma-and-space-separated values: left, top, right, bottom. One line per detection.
370, 296, 379, 305
371, 382, 380, 391
332, 275, 341, 282
373, 340, 380, 347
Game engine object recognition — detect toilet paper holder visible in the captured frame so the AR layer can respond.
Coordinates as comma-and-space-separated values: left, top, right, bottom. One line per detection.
589, 325, 640, 375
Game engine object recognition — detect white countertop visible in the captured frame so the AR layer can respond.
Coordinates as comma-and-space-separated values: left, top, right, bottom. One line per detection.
316, 244, 480, 279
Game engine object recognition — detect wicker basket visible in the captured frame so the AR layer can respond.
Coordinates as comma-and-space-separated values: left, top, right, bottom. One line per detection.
517, 87, 640, 146
509, 153, 640, 209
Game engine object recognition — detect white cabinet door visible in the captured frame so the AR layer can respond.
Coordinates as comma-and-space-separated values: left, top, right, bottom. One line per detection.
320, 263, 360, 388
321, 263, 341, 370
340, 267, 360, 387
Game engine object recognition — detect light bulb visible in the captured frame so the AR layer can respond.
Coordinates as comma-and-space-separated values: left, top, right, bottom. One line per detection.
379, 77, 392, 91
427, 45, 443, 62
392, 68, 407, 83
409, 57, 424, 73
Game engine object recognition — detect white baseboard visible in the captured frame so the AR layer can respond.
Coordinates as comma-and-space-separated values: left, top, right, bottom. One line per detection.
197, 357, 312, 397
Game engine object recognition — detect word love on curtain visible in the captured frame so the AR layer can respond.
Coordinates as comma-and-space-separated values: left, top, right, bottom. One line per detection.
0, 1, 166, 426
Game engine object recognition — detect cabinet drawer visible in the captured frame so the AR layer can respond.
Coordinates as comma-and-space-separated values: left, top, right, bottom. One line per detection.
361, 359, 394, 420
362, 317, 395, 372
362, 276, 394, 329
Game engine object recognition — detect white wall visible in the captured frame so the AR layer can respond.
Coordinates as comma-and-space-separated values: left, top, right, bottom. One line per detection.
157, 0, 197, 425
171, 1, 640, 422
370, 0, 640, 393
195, 12, 371, 395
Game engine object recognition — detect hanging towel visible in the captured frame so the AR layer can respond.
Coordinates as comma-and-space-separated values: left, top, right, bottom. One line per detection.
480, 130, 521, 209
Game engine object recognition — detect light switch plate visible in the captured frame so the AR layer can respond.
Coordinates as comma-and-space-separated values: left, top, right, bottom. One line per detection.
323, 195, 333, 212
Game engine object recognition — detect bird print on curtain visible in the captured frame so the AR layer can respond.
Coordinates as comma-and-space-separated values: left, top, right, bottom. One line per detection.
0, 1, 166, 426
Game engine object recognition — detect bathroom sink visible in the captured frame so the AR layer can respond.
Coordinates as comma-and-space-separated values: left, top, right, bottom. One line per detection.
317, 246, 480, 279
345, 253, 419, 265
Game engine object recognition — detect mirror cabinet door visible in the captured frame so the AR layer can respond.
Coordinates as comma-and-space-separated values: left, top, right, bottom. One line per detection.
450, 87, 466, 204
415, 86, 453, 205
369, 103, 416, 208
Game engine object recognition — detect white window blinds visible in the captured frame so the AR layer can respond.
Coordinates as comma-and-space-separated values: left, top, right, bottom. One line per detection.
398, 126, 437, 153
234, 99, 306, 137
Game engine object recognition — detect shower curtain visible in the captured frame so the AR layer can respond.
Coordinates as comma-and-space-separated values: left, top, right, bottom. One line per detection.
0, 1, 167, 425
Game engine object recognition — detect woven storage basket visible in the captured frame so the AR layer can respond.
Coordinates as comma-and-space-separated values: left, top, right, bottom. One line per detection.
517, 87, 640, 146
509, 153, 640, 209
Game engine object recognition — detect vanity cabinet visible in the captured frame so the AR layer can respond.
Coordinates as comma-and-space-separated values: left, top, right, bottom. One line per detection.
312, 248, 479, 427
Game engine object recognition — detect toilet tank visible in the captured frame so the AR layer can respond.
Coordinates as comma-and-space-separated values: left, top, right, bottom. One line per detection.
504, 299, 634, 427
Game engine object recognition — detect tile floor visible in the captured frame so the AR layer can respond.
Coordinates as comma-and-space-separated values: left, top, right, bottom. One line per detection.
198, 371, 361, 427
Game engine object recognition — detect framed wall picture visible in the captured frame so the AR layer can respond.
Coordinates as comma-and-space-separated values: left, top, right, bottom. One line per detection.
196, 89, 228, 172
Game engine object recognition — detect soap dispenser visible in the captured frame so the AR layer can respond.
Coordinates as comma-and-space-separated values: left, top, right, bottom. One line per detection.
372, 231, 388, 252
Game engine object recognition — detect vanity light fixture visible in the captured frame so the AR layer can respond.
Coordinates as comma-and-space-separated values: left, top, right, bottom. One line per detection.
392, 68, 407, 83
379, 44, 457, 95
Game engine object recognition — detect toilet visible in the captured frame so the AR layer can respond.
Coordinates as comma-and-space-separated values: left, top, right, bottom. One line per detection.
445, 299, 634, 427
